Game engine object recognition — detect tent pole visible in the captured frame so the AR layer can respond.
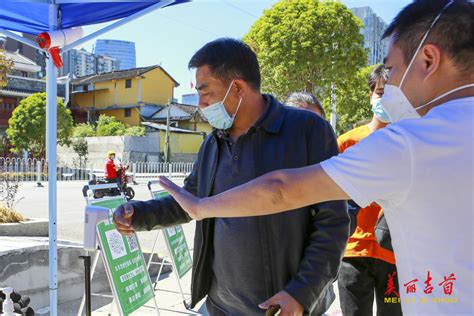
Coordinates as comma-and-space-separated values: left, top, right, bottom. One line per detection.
47, 4, 59, 316
62, 0, 175, 52
0, 28, 48, 52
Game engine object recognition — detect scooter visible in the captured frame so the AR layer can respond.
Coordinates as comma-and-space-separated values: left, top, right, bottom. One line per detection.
89, 164, 135, 200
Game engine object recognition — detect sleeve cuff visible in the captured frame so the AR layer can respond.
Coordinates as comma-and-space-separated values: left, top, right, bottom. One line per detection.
284, 280, 317, 313
320, 159, 371, 207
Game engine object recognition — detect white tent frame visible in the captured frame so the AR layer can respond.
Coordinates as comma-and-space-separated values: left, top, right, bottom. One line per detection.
0, 1, 177, 314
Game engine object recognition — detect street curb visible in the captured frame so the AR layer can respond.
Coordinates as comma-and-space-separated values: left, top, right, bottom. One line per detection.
0, 218, 48, 237
0, 237, 172, 314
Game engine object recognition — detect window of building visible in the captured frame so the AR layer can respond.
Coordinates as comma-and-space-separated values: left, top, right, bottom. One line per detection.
124, 108, 131, 117
125, 79, 132, 89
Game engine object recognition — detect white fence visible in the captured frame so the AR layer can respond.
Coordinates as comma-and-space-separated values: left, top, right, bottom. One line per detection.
0, 157, 194, 183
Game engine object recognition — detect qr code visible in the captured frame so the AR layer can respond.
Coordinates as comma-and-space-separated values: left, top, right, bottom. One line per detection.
105, 230, 127, 260
126, 235, 139, 253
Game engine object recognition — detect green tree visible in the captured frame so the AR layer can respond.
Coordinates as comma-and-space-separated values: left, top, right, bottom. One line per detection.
124, 126, 146, 136
6, 92, 73, 157
244, 0, 367, 103
0, 48, 13, 87
95, 114, 127, 136
73, 116, 146, 137
328, 65, 376, 133
72, 138, 88, 169
72, 123, 95, 137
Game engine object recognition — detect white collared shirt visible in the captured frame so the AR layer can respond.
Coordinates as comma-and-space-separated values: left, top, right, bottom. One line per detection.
321, 97, 474, 315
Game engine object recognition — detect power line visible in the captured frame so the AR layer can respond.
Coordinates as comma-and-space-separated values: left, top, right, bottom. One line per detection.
156, 13, 220, 37
222, 0, 258, 19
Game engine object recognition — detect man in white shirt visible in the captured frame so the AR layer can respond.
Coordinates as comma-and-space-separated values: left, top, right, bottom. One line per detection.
149, 0, 474, 315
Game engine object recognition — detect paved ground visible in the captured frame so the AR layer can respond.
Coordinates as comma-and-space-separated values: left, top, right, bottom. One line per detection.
14, 180, 194, 256
56, 249, 209, 316
13, 180, 347, 315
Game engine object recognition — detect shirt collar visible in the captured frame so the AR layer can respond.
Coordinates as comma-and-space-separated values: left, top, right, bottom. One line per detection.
259, 94, 285, 134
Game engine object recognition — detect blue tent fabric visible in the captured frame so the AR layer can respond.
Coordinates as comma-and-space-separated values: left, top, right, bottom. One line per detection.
0, 0, 189, 35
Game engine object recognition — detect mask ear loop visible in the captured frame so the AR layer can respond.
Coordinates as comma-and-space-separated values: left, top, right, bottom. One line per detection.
222, 80, 235, 103
222, 79, 243, 118
415, 83, 474, 111
399, 0, 454, 89
232, 97, 243, 119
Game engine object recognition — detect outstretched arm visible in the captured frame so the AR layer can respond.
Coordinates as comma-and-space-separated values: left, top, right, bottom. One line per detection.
159, 163, 349, 219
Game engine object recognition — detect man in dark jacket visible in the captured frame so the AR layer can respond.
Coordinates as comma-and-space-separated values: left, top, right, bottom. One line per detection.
113, 38, 349, 316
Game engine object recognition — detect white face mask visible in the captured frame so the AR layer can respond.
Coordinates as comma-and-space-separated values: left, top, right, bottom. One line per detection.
201, 80, 242, 130
381, 0, 474, 123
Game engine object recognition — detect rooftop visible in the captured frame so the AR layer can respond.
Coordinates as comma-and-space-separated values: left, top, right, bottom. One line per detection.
71, 65, 179, 87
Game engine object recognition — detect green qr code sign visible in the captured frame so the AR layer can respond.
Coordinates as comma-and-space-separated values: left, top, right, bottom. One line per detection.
92, 197, 155, 315
90, 196, 125, 210
153, 191, 193, 278
97, 218, 155, 315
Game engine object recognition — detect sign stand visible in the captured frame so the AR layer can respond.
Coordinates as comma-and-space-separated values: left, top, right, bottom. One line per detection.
78, 184, 160, 316
146, 180, 193, 307
146, 232, 173, 291
78, 254, 92, 316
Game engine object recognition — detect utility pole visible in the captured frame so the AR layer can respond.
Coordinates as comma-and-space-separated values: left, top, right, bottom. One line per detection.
164, 100, 171, 163
329, 39, 338, 134
330, 83, 337, 134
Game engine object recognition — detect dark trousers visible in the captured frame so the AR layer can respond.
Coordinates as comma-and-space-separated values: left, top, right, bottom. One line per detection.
338, 257, 402, 316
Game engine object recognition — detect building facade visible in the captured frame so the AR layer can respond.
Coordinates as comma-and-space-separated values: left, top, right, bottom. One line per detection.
96, 54, 119, 74
350, 6, 388, 65
70, 65, 179, 126
93, 39, 136, 70
2, 34, 46, 78
181, 93, 199, 106
60, 48, 120, 77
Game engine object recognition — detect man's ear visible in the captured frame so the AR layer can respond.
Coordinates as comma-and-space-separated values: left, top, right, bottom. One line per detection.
420, 44, 441, 82
233, 79, 247, 98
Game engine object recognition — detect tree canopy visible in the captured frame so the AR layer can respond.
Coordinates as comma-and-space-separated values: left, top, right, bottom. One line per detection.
6, 93, 73, 157
244, 0, 370, 134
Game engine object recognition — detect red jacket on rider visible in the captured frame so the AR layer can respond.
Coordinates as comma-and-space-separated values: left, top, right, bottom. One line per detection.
105, 158, 117, 179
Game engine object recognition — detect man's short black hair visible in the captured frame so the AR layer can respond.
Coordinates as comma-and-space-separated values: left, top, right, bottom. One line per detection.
368, 65, 388, 92
188, 38, 261, 91
383, 0, 474, 76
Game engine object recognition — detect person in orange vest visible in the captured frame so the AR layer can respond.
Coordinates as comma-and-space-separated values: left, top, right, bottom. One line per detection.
336, 65, 401, 316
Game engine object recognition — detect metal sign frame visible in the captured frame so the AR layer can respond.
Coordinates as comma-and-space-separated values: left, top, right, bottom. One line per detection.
147, 180, 192, 307
79, 183, 160, 316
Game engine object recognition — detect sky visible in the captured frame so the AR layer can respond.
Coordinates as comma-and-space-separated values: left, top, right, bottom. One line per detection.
83, 0, 412, 102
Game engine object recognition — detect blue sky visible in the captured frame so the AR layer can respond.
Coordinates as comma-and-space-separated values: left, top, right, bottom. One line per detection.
83, 0, 411, 101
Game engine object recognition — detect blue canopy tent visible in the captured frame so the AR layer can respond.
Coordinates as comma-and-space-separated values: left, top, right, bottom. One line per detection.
0, 1, 189, 314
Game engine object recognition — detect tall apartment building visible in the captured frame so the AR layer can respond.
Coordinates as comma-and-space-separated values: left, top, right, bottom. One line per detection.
93, 39, 136, 70
60, 48, 120, 77
350, 6, 388, 65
